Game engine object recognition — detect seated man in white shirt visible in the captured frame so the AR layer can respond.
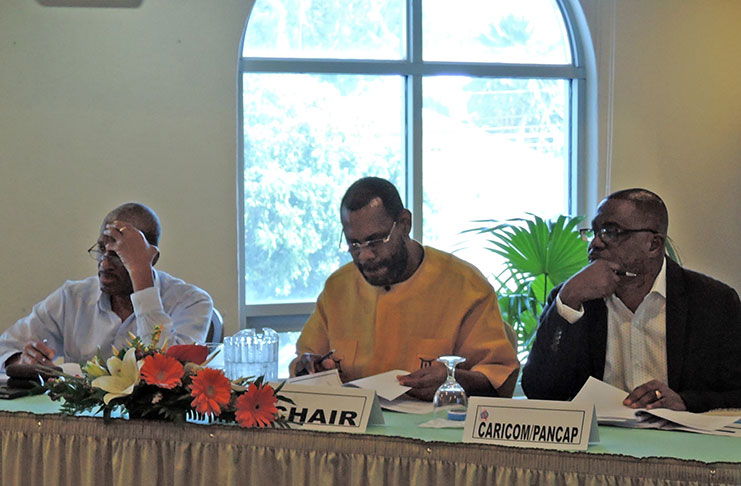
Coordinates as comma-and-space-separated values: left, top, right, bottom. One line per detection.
521, 189, 740, 412
0, 202, 213, 369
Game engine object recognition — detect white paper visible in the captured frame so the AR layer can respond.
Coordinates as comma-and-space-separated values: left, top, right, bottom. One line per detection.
574, 377, 740, 435
346, 369, 411, 401
285, 369, 343, 387
378, 396, 434, 414
418, 417, 465, 429
60, 362, 83, 378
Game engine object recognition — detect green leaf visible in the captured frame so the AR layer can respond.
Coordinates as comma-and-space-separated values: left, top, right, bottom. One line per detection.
464, 213, 588, 353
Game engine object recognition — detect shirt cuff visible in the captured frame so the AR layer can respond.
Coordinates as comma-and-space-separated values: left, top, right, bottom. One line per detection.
130, 286, 164, 316
556, 293, 585, 324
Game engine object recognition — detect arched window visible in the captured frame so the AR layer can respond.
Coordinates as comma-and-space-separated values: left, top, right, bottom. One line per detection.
238, 0, 594, 375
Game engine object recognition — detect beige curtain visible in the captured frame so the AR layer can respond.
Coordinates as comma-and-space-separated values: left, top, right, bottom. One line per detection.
1, 411, 738, 486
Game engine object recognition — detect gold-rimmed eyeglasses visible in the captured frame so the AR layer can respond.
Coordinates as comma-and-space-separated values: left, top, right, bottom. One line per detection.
87, 243, 121, 264
345, 221, 397, 254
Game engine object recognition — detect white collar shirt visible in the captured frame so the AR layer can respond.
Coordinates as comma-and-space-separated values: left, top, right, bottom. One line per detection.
556, 258, 668, 392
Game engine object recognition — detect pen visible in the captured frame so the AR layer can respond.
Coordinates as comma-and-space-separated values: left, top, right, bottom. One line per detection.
36, 339, 53, 364
317, 349, 335, 363
615, 270, 637, 277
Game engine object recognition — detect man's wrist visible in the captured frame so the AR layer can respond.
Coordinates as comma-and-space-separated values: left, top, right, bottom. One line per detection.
127, 266, 155, 291
555, 293, 584, 324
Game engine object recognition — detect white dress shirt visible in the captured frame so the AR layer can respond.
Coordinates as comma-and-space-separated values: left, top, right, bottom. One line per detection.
556, 259, 667, 392
0, 270, 213, 370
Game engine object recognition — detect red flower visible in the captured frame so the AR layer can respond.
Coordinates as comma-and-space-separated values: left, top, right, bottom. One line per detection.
235, 382, 278, 428
190, 368, 232, 416
140, 353, 184, 389
166, 344, 209, 365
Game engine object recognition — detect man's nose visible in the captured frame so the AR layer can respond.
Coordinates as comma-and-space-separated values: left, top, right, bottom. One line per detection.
99, 253, 118, 269
589, 234, 606, 251
355, 246, 376, 263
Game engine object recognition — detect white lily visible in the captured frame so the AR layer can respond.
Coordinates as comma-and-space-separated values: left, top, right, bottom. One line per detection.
91, 348, 141, 404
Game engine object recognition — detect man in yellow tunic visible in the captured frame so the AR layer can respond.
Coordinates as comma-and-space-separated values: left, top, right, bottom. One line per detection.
292, 177, 519, 400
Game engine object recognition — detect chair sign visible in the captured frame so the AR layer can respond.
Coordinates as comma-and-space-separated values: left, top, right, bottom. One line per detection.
277, 384, 384, 433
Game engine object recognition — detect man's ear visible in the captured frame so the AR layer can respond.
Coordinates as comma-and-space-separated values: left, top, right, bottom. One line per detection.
398, 209, 413, 235
152, 248, 160, 267
648, 234, 665, 256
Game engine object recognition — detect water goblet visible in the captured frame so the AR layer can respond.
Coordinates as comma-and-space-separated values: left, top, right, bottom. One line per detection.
432, 355, 468, 421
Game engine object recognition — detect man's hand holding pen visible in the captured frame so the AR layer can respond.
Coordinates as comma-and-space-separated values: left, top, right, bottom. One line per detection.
293, 350, 336, 376
5, 339, 56, 368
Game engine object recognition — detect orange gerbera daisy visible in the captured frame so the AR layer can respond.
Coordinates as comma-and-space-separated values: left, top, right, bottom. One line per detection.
190, 368, 232, 416
235, 382, 278, 428
140, 353, 184, 389
166, 344, 209, 365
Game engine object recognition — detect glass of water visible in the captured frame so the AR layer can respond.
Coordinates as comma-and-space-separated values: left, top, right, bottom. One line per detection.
223, 328, 279, 381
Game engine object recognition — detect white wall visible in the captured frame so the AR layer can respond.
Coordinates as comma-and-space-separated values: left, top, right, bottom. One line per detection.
0, 0, 254, 335
0, 0, 738, 337
581, 0, 740, 291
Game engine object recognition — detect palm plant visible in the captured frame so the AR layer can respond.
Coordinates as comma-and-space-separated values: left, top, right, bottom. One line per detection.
464, 214, 588, 355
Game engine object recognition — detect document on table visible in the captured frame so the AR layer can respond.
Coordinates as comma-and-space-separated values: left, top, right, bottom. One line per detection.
286, 368, 433, 413
379, 396, 435, 415
285, 369, 343, 387
574, 377, 741, 437
346, 369, 411, 401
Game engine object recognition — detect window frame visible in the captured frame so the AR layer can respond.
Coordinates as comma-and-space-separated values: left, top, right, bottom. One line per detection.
237, 0, 595, 331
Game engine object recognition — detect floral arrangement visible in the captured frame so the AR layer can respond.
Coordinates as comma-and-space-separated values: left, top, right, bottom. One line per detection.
40, 327, 292, 428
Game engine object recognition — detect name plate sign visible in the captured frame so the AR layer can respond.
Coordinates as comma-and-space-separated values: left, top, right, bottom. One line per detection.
462, 397, 599, 451
277, 384, 384, 434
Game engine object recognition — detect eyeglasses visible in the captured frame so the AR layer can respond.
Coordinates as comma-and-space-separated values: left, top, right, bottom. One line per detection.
346, 221, 397, 253
579, 226, 662, 244
87, 243, 121, 264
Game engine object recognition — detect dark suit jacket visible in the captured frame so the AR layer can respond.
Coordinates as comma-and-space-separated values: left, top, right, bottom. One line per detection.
521, 258, 741, 412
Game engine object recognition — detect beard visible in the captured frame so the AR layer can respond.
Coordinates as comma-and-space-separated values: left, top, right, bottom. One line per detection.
356, 242, 409, 287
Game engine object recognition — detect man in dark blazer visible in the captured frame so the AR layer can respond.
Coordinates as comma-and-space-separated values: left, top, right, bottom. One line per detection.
521, 189, 740, 413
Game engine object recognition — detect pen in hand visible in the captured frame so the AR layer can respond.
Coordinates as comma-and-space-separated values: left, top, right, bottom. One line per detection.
615, 270, 637, 277
34, 339, 54, 365
315, 349, 335, 371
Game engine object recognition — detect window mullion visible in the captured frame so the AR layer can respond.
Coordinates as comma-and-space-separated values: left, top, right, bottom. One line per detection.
407, 0, 423, 241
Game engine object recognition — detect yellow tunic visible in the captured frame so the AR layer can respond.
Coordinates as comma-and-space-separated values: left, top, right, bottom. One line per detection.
297, 246, 519, 390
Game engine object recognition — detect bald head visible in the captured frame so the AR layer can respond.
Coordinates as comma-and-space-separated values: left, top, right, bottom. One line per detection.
103, 203, 161, 245
604, 188, 668, 235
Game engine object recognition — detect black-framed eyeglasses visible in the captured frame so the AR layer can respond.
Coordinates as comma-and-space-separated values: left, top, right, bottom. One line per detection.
345, 221, 397, 253
87, 242, 121, 264
579, 226, 662, 244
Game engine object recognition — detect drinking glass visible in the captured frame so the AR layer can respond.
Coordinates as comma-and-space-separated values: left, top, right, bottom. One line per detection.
223, 328, 279, 381
432, 355, 468, 421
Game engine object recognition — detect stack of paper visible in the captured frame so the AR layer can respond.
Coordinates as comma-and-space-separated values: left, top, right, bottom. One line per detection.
574, 377, 741, 437
286, 369, 435, 414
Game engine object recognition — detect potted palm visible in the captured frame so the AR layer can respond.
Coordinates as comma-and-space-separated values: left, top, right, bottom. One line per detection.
466, 214, 683, 356
464, 214, 588, 356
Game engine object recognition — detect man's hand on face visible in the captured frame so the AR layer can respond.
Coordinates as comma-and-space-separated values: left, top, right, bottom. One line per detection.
103, 221, 159, 291
397, 364, 447, 401
558, 259, 621, 310
623, 379, 687, 411
292, 352, 337, 376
